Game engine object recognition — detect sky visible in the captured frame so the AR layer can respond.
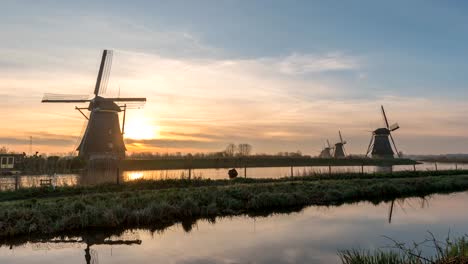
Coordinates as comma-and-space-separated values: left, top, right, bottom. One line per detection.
1, 0, 468, 155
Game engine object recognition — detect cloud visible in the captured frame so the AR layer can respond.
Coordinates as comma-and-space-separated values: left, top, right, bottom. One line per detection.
0, 132, 77, 148
2, 48, 468, 155
0, 11, 466, 155
276, 52, 360, 75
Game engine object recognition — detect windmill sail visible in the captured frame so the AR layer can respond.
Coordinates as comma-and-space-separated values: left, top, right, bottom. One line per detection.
319, 140, 333, 158
334, 131, 346, 159
41, 93, 91, 103
367, 106, 400, 158
41, 49, 147, 159
94, 50, 112, 96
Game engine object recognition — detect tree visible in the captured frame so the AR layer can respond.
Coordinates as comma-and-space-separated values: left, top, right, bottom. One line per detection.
237, 143, 252, 156
0, 146, 8, 154
224, 143, 237, 157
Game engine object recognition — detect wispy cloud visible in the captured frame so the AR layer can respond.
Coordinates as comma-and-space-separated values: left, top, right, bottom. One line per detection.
0, 10, 467, 155
276, 52, 360, 75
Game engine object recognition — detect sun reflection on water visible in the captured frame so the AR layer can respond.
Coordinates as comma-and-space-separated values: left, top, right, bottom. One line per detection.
127, 172, 144, 181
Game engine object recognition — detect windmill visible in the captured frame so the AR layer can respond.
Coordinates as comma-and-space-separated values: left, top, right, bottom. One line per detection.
29, 231, 142, 264
366, 105, 400, 158
41, 50, 146, 159
318, 140, 333, 158
333, 131, 347, 159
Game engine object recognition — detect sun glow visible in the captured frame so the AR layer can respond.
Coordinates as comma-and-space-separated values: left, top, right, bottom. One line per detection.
123, 116, 159, 140
127, 172, 144, 181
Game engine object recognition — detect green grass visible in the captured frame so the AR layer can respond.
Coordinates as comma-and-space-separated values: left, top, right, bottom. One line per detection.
1, 169, 467, 202
1, 173, 468, 238
339, 236, 468, 264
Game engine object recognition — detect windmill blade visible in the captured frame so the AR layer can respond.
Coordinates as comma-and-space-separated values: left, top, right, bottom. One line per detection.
366, 135, 374, 156
106, 97, 146, 102
99, 50, 113, 95
390, 123, 400, 131
339, 130, 344, 143
389, 133, 400, 157
108, 97, 147, 109
94, 50, 113, 96
42, 93, 91, 103
381, 105, 390, 129
327, 139, 331, 148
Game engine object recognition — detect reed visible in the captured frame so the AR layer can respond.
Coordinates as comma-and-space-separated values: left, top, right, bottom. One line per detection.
339, 234, 468, 264
1, 174, 468, 238
1, 169, 468, 202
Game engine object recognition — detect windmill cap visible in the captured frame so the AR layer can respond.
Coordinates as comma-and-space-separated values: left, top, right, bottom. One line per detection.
373, 128, 391, 135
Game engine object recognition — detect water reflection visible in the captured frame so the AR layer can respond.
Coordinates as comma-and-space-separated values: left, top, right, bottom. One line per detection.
387, 197, 430, 223
0, 162, 467, 191
1, 192, 468, 264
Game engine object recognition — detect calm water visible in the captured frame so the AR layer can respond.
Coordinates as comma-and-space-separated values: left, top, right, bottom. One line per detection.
1, 192, 468, 263
0, 162, 467, 190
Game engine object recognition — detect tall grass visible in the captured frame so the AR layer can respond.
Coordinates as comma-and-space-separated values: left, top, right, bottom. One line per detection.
339, 234, 468, 264
1, 175, 468, 238
2, 169, 468, 202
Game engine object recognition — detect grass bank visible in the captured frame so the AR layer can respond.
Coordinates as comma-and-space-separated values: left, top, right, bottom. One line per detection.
1, 169, 467, 202
339, 235, 468, 264
1, 173, 468, 238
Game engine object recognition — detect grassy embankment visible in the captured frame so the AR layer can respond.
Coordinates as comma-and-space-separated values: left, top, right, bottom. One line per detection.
1, 170, 468, 239
340, 235, 468, 264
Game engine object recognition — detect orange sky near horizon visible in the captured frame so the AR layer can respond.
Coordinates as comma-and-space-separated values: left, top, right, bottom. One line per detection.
1, 50, 468, 156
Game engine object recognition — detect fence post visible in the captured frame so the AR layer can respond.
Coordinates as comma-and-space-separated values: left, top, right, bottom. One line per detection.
361, 164, 364, 174
15, 175, 19, 191
455, 163, 458, 170
244, 166, 247, 178
435, 162, 438, 171
116, 167, 120, 185
188, 168, 192, 180
291, 166, 294, 177
328, 165, 332, 176
413, 164, 416, 172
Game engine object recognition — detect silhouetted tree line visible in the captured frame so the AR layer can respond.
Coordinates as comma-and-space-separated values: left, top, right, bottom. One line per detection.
127, 144, 310, 160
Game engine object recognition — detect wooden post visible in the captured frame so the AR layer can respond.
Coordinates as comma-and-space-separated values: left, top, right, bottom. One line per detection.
455, 163, 458, 170
435, 162, 438, 171
291, 166, 294, 177
15, 175, 19, 191
116, 167, 120, 185
244, 166, 247, 178
361, 164, 364, 174
188, 168, 192, 180
413, 164, 416, 172
328, 165, 332, 176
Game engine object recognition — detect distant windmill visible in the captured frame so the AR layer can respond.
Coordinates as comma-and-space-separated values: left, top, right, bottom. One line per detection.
366, 105, 400, 158
333, 131, 347, 159
41, 50, 146, 159
318, 140, 333, 158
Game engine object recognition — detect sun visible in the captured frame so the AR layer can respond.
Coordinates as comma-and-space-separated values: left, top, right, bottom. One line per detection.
123, 116, 159, 140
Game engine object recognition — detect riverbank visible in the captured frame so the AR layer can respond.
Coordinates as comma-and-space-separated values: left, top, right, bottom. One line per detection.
121, 157, 419, 170
340, 236, 468, 263
1, 171, 468, 238
2, 169, 467, 202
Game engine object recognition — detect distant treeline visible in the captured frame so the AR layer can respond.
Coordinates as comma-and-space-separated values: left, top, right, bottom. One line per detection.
127, 151, 308, 160
407, 154, 468, 163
